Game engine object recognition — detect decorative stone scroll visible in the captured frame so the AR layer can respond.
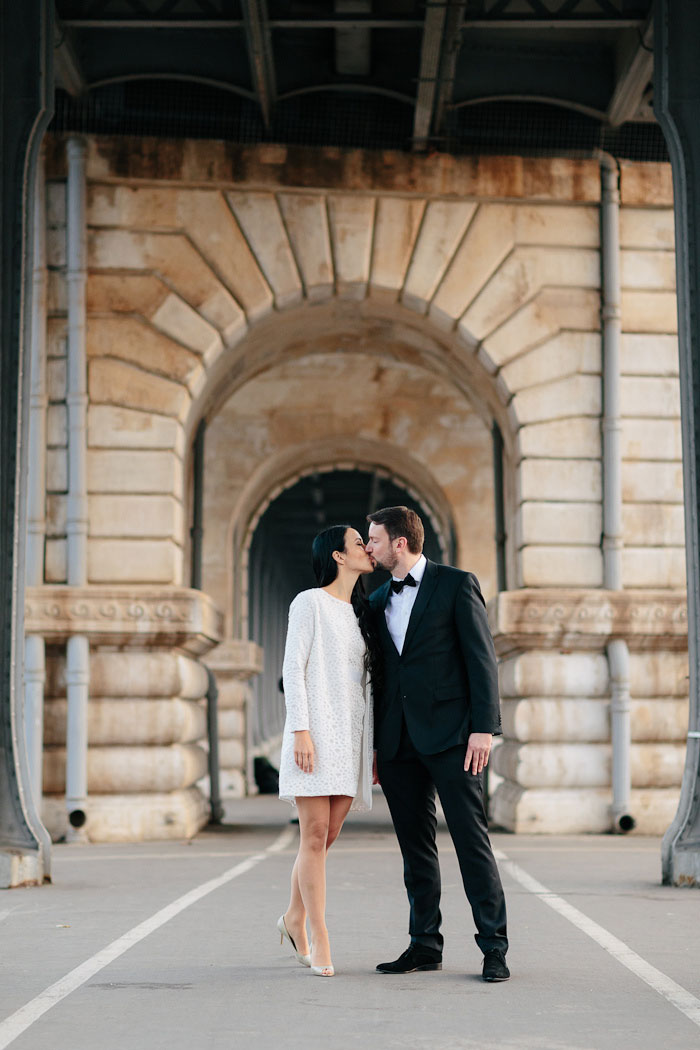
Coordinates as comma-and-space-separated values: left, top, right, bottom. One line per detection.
488, 588, 688, 657
24, 585, 223, 655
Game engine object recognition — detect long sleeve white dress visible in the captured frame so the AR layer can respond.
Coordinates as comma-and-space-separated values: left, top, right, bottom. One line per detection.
278, 588, 373, 811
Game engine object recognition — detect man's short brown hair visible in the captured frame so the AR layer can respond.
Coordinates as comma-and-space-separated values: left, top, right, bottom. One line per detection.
367, 506, 425, 555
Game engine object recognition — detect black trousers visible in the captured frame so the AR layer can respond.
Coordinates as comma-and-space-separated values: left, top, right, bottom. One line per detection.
377, 721, 508, 956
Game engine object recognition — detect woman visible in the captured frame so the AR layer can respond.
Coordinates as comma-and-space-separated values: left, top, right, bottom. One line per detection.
277, 524, 380, 977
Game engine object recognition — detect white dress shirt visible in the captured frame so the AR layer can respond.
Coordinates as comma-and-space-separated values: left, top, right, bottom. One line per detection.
385, 554, 427, 655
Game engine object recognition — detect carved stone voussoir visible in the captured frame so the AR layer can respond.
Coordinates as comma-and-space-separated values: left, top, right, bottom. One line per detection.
24, 586, 223, 655
488, 589, 688, 657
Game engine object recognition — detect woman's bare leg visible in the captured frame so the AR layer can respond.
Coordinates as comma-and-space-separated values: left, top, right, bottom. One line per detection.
284, 795, 352, 957
295, 796, 334, 968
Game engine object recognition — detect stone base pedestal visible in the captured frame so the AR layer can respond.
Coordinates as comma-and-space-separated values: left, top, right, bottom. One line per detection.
204, 639, 263, 799
488, 589, 688, 834
25, 585, 222, 843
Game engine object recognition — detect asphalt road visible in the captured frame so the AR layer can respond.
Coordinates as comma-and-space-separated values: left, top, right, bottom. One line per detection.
0, 794, 699, 1050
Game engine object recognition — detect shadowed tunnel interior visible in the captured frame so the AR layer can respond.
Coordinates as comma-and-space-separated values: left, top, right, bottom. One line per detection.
247, 468, 448, 757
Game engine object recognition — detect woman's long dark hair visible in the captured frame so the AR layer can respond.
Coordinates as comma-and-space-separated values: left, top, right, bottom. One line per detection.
312, 524, 383, 696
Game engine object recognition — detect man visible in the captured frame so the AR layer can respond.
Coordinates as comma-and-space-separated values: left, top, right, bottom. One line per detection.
365, 506, 509, 982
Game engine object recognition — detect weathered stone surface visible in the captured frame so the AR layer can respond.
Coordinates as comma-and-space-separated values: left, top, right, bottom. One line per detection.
493, 741, 683, 789
501, 696, 688, 743
46, 649, 209, 699
476, 288, 600, 370
150, 294, 223, 366
517, 419, 601, 459
218, 739, 245, 770
620, 207, 675, 250
89, 358, 190, 420
44, 697, 207, 746
88, 316, 205, 393
402, 201, 476, 313
512, 375, 601, 426
45, 539, 67, 583
620, 332, 678, 376
621, 291, 678, 333
28, 586, 222, 655
46, 448, 67, 491
88, 183, 180, 229
501, 331, 600, 393
622, 419, 682, 461
619, 162, 673, 207
87, 273, 169, 316
88, 405, 184, 454
491, 781, 679, 834
87, 449, 183, 497
278, 194, 334, 301
47, 317, 68, 358
47, 404, 67, 447
489, 588, 688, 656
520, 547, 603, 588
88, 494, 183, 539
227, 192, 302, 308
88, 539, 181, 584
519, 458, 601, 502
369, 197, 425, 299
47, 356, 66, 400
44, 743, 207, 794
47, 179, 66, 225
429, 204, 514, 329
621, 248, 676, 291
327, 195, 375, 300
499, 651, 609, 698
628, 651, 689, 697
42, 786, 208, 843
515, 204, 599, 247
622, 461, 683, 503
620, 375, 680, 418
518, 502, 601, 546
622, 548, 686, 589
623, 503, 685, 545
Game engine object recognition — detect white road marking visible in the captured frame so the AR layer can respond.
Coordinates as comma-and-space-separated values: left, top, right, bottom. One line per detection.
496, 849, 700, 1030
0, 825, 296, 1050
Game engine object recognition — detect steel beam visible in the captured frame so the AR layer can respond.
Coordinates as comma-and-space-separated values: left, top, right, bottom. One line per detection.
656, 0, 700, 886
412, 1, 447, 151
607, 15, 653, 126
54, 15, 87, 97
241, 0, 276, 128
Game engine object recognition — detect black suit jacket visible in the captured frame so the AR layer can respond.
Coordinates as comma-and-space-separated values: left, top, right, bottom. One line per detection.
369, 560, 501, 759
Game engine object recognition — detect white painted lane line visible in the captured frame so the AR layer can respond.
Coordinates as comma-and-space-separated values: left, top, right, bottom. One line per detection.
0, 825, 296, 1050
495, 849, 700, 1030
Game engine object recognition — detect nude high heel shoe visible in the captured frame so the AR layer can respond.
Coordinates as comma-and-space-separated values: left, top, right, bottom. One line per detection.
310, 963, 335, 977
277, 915, 311, 967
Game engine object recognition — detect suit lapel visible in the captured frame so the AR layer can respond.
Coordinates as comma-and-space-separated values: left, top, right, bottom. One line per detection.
402, 559, 439, 654
374, 579, 399, 655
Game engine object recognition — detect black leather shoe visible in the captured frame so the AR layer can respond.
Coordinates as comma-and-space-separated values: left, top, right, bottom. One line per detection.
482, 948, 510, 982
376, 944, 442, 974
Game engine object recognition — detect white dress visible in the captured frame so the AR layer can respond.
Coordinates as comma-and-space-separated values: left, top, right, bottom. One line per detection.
278, 588, 373, 811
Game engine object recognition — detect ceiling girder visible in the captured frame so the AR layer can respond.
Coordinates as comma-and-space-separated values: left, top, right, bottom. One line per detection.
54, 15, 87, 96
412, 1, 448, 151
241, 0, 276, 128
606, 13, 654, 126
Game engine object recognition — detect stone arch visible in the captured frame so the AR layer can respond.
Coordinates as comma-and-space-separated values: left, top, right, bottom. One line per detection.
226, 436, 457, 639
85, 180, 602, 593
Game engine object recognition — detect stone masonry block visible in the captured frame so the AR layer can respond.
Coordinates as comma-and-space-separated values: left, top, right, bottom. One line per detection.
402, 200, 477, 313
278, 194, 334, 301
226, 192, 302, 309
87, 273, 169, 317
519, 458, 601, 502
518, 419, 601, 459
620, 376, 680, 418
620, 333, 678, 376
44, 743, 208, 794
47, 357, 66, 400
519, 502, 601, 546
500, 331, 600, 393
622, 419, 682, 461
46, 448, 67, 491
622, 461, 683, 503
47, 180, 66, 225
46, 494, 66, 536
621, 249, 676, 291
621, 291, 677, 333
47, 404, 67, 447
89, 358, 190, 421
511, 375, 601, 427
45, 539, 66, 582
88, 495, 183, 539
629, 651, 688, 697
87, 449, 183, 497
499, 651, 609, 698
87, 316, 204, 392
87, 405, 184, 455
520, 546, 603, 588
44, 649, 209, 700
621, 548, 686, 589
88, 539, 181, 584
370, 197, 425, 299
44, 697, 207, 747
514, 204, 599, 247
622, 504, 685, 546
620, 208, 675, 250
327, 195, 376, 300
150, 294, 223, 365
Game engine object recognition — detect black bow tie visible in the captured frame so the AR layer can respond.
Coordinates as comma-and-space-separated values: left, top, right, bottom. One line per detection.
391, 573, 417, 594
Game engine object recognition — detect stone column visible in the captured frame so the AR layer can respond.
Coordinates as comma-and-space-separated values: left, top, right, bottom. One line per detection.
204, 640, 263, 798
488, 589, 688, 834
25, 585, 222, 842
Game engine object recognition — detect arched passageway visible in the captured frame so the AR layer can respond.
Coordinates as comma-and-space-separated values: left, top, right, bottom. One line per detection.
247, 468, 448, 757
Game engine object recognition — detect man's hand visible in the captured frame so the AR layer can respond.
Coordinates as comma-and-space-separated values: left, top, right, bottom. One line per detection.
372, 750, 380, 786
294, 730, 315, 773
464, 732, 492, 775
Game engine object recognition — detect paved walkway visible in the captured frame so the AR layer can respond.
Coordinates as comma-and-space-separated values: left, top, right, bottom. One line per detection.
1, 794, 699, 1050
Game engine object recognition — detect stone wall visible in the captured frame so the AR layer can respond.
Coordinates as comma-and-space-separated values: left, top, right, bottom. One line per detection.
35, 137, 686, 835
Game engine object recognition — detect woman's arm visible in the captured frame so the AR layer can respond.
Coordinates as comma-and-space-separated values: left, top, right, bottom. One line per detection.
281, 593, 315, 732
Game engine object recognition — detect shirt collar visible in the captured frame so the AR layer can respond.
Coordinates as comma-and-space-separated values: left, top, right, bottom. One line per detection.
392, 553, 427, 585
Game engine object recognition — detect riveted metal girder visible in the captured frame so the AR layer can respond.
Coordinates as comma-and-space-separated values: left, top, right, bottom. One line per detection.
242, 0, 276, 129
